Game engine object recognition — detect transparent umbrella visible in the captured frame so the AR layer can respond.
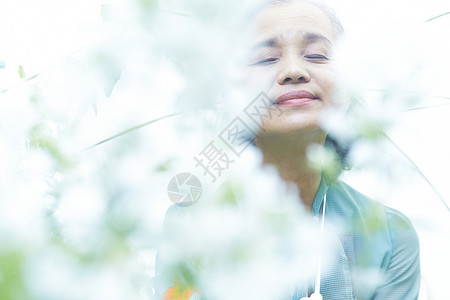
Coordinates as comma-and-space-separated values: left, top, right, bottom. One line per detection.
334, 11, 450, 300
75, 6, 450, 300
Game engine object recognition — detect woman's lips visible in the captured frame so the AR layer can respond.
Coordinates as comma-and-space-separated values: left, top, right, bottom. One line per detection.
275, 90, 319, 106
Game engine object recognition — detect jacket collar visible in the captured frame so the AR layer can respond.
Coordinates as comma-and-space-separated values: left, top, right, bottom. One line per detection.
312, 175, 330, 217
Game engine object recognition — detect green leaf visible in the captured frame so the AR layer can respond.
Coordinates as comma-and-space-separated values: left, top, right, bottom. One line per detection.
18, 65, 26, 78
0, 249, 30, 300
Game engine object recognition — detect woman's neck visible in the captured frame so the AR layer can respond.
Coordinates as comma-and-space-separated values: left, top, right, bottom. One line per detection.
255, 128, 327, 211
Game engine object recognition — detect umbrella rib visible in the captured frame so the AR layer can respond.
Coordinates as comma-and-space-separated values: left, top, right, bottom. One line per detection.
424, 12, 450, 23
0, 49, 82, 96
363, 88, 450, 101
383, 133, 450, 213
362, 89, 450, 111
403, 103, 450, 112
0, 73, 41, 95
81, 112, 182, 152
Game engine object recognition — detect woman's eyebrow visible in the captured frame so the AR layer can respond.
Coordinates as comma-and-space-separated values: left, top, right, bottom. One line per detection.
251, 38, 278, 50
251, 33, 331, 50
304, 33, 332, 45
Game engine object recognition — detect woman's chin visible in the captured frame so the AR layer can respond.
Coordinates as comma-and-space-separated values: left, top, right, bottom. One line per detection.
258, 123, 326, 139
260, 117, 321, 133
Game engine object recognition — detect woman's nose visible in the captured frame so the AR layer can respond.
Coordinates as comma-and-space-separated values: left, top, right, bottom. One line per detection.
277, 57, 311, 85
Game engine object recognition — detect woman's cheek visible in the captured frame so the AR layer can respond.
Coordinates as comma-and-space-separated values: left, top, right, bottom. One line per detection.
314, 68, 338, 104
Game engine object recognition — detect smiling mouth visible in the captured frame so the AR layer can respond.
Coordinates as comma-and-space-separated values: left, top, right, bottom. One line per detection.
275, 98, 318, 106
274, 90, 319, 106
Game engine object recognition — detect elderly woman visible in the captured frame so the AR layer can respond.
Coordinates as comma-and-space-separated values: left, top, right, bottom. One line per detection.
156, 1, 421, 299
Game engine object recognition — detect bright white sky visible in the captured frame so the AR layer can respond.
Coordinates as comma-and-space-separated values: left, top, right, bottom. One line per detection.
0, 0, 104, 90
1, 0, 448, 91
0, 0, 449, 299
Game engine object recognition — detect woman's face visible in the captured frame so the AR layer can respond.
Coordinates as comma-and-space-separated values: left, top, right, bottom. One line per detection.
245, 1, 340, 134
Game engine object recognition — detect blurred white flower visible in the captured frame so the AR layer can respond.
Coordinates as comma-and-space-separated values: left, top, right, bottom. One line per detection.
56, 185, 107, 252
25, 246, 145, 300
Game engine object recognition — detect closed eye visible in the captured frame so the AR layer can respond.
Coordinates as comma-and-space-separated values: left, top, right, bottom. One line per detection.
251, 58, 279, 66
305, 54, 329, 61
